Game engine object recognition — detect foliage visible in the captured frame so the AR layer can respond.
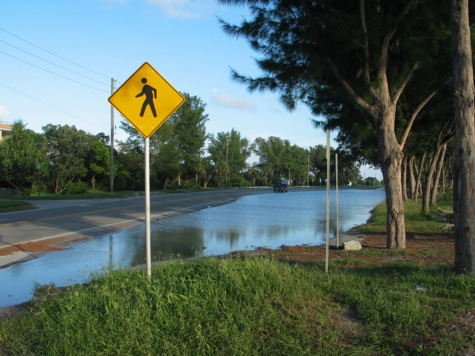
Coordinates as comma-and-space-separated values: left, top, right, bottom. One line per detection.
42, 124, 91, 194
0, 89, 381, 195
64, 181, 89, 195
0, 120, 47, 193
85, 134, 111, 192
207, 129, 250, 187
119, 93, 208, 189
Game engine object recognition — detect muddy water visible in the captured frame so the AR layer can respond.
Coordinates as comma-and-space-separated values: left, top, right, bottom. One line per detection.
0, 188, 385, 308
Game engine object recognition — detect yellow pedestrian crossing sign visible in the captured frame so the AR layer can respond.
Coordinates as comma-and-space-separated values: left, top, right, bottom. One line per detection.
109, 62, 185, 138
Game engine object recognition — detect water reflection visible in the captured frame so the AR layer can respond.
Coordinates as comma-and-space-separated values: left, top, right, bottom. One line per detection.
0, 189, 385, 308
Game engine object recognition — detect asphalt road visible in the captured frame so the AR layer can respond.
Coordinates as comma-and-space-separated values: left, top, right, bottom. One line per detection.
0, 189, 272, 250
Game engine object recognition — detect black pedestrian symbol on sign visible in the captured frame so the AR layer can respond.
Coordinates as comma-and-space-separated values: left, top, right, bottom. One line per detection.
136, 78, 157, 117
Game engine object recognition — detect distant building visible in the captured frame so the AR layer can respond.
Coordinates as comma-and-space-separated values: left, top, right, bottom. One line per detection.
0, 122, 13, 141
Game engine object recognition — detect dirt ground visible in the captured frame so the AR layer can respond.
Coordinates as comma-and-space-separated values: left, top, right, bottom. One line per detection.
270, 231, 456, 267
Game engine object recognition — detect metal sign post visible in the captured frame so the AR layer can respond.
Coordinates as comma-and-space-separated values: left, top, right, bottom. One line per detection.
108, 63, 185, 280
145, 137, 151, 278
325, 130, 330, 273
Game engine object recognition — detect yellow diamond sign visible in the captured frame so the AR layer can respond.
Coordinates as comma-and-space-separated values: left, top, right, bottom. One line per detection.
109, 62, 185, 138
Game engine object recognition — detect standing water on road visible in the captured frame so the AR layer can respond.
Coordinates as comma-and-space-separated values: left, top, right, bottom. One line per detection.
0, 189, 384, 308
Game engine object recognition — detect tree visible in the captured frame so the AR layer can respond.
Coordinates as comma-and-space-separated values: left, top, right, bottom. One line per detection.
0, 120, 46, 194
219, 0, 451, 249
43, 124, 90, 194
451, 0, 475, 274
119, 93, 208, 189
174, 94, 209, 183
85, 134, 111, 192
252, 136, 288, 182
208, 129, 250, 187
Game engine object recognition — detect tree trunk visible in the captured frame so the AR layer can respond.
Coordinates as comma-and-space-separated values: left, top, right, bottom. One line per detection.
422, 148, 441, 214
377, 116, 406, 250
408, 156, 417, 200
451, 0, 475, 274
431, 144, 447, 205
402, 157, 408, 200
414, 152, 426, 202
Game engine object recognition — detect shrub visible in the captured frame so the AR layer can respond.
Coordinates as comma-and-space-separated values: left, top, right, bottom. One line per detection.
64, 181, 89, 194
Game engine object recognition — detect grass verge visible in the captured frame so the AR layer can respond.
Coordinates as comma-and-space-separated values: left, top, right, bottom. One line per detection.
355, 198, 454, 233
0, 257, 474, 355
0, 200, 35, 213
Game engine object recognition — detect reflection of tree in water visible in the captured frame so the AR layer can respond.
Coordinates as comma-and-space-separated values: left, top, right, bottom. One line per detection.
131, 229, 205, 265
216, 228, 241, 248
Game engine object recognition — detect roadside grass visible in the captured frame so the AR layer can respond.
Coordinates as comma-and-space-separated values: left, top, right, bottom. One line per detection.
355, 198, 454, 233
22, 190, 143, 200
0, 200, 35, 213
1, 257, 474, 355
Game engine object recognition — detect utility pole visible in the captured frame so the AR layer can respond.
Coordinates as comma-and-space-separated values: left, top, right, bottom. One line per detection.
110, 78, 116, 192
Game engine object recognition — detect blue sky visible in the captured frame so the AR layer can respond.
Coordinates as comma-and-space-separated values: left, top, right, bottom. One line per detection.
0, 0, 381, 178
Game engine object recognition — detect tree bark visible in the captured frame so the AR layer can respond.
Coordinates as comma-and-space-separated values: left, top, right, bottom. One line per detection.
414, 152, 426, 202
422, 148, 442, 214
431, 144, 447, 205
451, 0, 475, 274
377, 111, 406, 250
401, 157, 408, 200
408, 155, 417, 199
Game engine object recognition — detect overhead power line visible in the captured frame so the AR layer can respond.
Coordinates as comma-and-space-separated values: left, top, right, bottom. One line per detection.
0, 49, 109, 93
0, 27, 111, 80
0, 80, 108, 132
0, 39, 109, 87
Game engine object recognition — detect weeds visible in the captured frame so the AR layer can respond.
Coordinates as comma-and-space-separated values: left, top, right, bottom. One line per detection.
1, 257, 474, 355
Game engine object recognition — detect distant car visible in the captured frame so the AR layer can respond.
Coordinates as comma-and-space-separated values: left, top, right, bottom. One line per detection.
273, 182, 288, 192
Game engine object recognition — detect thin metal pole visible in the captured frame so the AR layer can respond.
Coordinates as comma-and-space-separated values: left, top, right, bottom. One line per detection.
336, 153, 339, 248
307, 152, 310, 187
145, 137, 152, 280
110, 78, 115, 192
325, 130, 330, 273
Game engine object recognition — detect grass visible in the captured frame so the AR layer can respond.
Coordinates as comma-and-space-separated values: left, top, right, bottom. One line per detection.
355, 198, 454, 233
1, 258, 474, 355
22, 190, 143, 200
0, 200, 35, 213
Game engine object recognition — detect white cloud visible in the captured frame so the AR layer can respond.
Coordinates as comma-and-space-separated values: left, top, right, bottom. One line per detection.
0, 106, 8, 121
213, 94, 256, 110
146, 0, 215, 18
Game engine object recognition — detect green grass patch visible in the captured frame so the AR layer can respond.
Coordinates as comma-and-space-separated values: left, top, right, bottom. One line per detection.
0, 200, 35, 212
23, 191, 143, 200
1, 257, 474, 355
355, 199, 453, 233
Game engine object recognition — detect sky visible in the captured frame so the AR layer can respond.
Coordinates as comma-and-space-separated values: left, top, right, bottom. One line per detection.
0, 0, 381, 179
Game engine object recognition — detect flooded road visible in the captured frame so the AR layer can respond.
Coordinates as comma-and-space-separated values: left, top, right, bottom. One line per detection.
0, 188, 385, 308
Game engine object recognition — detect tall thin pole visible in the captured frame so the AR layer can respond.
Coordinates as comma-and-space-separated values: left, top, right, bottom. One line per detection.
110, 78, 116, 192
336, 153, 339, 248
325, 130, 330, 273
307, 152, 310, 187
145, 137, 152, 280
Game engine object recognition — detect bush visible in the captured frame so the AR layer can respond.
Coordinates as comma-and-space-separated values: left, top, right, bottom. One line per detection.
230, 175, 252, 188
166, 181, 201, 190
64, 181, 89, 194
